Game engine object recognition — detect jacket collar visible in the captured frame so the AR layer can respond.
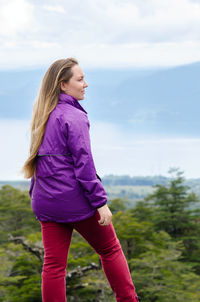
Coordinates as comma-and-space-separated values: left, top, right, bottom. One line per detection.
58, 93, 87, 114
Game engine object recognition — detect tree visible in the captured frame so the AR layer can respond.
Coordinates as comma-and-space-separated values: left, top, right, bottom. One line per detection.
0, 185, 40, 241
144, 168, 200, 272
131, 245, 200, 302
108, 198, 127, 214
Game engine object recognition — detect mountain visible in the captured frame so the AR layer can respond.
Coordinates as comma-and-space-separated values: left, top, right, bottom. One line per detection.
1, 176, 200, 203
0, 69, 45, 119
85, 62, 200, 136
0, 62, 199, 136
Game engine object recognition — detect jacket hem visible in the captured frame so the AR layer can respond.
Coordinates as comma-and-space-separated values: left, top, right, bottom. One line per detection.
35, 208, 97, 224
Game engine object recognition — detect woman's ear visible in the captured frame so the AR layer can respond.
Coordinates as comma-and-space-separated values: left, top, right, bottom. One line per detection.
60, 81, 68, 93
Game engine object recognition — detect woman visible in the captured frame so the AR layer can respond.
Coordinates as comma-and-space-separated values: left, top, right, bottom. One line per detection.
22, 58, 140, 302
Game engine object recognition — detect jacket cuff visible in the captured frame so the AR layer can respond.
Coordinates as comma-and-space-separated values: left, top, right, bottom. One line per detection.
95, 201, 107, 209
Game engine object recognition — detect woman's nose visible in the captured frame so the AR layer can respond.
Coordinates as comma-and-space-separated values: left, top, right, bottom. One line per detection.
84, 81, 88, 88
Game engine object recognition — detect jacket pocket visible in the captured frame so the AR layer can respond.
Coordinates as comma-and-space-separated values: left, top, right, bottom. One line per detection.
36, 156, 56, 177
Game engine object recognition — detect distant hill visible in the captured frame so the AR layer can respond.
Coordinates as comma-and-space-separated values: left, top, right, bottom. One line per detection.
1, 175, 199, 204
86, 62, 200, 136
0, 180, 30, 191
0, 69, 45, 119
0, 62, 200, 136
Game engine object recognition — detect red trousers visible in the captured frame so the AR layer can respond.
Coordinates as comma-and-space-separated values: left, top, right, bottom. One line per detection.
40, 210, 139, 302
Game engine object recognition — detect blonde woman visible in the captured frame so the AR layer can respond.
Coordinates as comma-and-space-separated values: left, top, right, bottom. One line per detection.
22, 58, 140, 302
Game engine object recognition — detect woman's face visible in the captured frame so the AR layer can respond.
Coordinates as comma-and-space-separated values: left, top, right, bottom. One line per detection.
60, 64, 88, 100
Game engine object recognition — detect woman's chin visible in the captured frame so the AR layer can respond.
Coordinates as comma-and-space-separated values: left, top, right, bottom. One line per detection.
78, 96, 85, 101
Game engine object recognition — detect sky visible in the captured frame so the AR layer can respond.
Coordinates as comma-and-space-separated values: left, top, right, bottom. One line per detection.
1, 0, 200, 69
0, 0, 200, 180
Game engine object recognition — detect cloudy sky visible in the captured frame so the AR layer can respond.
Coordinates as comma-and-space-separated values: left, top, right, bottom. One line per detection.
0, 0, 200, 180
1, 0, 200, 69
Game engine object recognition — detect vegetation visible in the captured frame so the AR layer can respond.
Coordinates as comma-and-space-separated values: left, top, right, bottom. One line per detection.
0, 168, 200, 301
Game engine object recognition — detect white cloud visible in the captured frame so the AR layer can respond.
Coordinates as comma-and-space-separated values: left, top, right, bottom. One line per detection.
0, 0, 200, 68
0, 0, 34, 36
84, 0, 200, 44
1, 40, 200, 70
42, 5, 65, 14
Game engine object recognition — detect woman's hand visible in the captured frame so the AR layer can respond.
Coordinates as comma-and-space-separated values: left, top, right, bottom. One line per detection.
97, 204, 112, 226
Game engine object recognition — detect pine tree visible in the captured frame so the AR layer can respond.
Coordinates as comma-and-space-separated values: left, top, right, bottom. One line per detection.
144, 168, 200, 272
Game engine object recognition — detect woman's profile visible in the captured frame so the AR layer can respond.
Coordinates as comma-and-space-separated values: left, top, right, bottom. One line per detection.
22, 58, 140, 302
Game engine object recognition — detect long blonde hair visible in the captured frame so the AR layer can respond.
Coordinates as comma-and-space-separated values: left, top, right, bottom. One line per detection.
21, 57, 78, 178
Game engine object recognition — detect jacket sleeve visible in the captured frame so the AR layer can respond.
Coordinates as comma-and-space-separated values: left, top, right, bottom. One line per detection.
66, 115, 107, 209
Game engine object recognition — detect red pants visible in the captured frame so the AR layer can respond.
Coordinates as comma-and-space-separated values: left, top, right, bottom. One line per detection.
40, 210, 139, 302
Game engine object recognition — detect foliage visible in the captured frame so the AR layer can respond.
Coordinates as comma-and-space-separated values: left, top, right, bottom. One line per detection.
0, 169, 200, 301
131, 248, 200, 302
143, 168, 200, 273
0, 185, 40, 241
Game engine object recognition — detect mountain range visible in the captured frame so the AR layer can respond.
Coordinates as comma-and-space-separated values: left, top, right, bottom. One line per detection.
0, 61, 199, 137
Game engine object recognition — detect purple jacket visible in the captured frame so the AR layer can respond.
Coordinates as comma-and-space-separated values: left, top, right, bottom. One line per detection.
29, 93, 107, 223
